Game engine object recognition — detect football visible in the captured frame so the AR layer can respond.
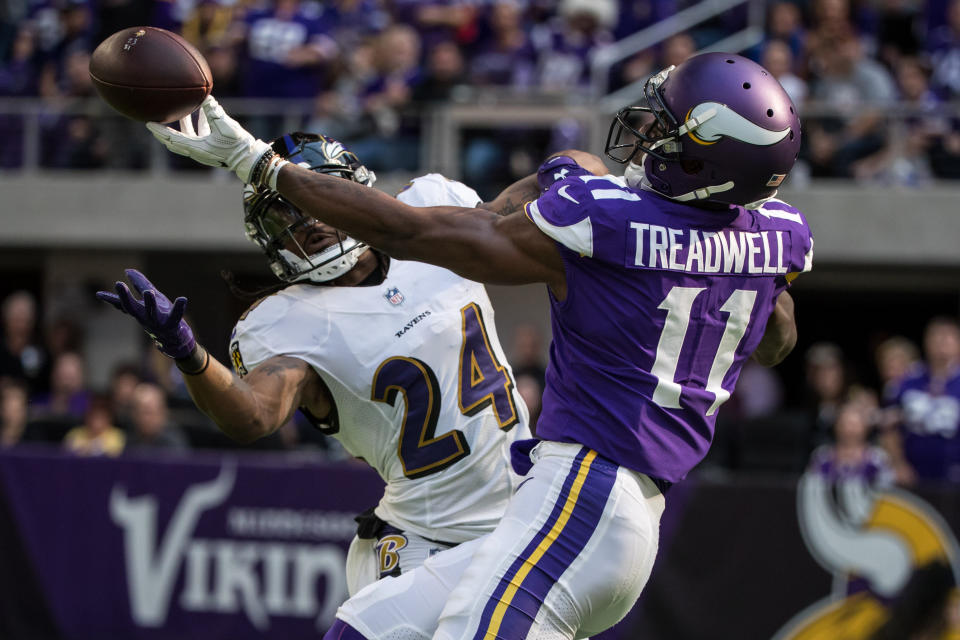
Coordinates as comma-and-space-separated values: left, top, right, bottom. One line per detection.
89, 26, 212, 123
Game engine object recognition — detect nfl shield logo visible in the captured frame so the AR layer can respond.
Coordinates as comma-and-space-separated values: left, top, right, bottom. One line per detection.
384, 287, 404, 305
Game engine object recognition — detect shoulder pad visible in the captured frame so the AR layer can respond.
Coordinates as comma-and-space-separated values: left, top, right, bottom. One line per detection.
527, 174, 640, 257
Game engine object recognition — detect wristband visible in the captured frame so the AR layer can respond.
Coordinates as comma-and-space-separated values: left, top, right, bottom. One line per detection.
248, 149, 290, 189
176, 345, 210, 376
265, 155, 290, 191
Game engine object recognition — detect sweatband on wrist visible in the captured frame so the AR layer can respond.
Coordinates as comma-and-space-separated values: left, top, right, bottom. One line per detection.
265, 156, 290, 191
176, 345, 210, 376
248, 149, 290, 189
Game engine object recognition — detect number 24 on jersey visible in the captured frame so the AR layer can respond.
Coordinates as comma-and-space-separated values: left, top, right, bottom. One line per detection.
371, 303, 519, 479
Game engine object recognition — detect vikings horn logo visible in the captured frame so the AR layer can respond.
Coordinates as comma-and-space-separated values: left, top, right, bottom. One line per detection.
773, 469, 960, 639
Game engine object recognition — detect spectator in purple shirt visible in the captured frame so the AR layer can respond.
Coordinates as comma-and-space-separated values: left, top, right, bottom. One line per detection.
928, 0, 960, 99
39, 45, 108, 168
470, 0, 536, 89
887, 56, 953, 184
239, 0, 338, 100
531, 0, 616, 90
38, 0, 93, 89
614, 0, 677, 40
0, 24, 37, 95
809, 398, 893, 488
884, 317, 960, 485
747, 2, 806, 68
347, 24, 423, 172
328, 0, 390, 51
875, 336, 921, 404
390, 0, 479, 52
0, 25, 38, 168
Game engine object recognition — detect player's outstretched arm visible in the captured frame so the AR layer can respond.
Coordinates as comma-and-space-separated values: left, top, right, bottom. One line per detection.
180, 354, 319, 443
145, 98, 596, 289
752, 291, 797, 366
96, 270, 316, 443
277, 162, 565, 288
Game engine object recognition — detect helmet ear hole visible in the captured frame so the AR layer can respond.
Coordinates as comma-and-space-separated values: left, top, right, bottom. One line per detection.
680, 158, 703, 175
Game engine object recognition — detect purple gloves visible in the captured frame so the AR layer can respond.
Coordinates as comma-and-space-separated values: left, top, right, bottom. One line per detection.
96, 269, 197, 360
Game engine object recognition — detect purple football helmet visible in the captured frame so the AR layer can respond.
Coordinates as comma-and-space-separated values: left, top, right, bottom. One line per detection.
605, 52, 801, 208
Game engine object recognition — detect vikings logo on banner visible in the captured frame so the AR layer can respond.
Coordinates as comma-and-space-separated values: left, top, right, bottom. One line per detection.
109, 463, 354, 631
773, 458, 960, 639
384, 287, 404, 306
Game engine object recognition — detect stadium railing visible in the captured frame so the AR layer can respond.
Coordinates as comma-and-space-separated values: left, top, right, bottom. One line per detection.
1, 95, 958, 178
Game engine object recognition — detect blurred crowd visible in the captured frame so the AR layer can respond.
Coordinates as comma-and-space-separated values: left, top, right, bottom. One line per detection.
705, 314, 960, 489
2, 284, 960, 489
2, 0, 960, 189
0, 288, 348, 457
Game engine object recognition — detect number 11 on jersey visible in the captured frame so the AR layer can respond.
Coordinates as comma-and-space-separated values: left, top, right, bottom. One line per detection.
651, 286, 757, 416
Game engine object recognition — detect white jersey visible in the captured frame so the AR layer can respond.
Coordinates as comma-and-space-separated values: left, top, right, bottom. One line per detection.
229, 175, 531, 544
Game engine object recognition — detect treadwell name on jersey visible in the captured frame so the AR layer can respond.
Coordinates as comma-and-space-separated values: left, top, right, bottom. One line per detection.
395, 310, 432, 338
629, 223, 789, 275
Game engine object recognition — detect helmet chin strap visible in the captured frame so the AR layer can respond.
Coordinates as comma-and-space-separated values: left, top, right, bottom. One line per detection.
624, 159, 735, 204
670, 181, 735, 202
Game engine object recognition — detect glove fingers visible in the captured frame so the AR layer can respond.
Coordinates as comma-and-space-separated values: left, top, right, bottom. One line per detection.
146, 123, 192, 156
125, 269, 156, 295
142, 290, 160, 325
169, 296, 188, 327
179, 112, 196, 137
95, 291, 123, 311
202, 94, 235, 138
146, 121, 175, 142
197, 106, 210, 137
114, 282, 141, 316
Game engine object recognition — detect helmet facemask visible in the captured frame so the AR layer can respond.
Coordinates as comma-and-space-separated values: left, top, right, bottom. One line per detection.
605, 66, 681, 166
242, 133, 377, 284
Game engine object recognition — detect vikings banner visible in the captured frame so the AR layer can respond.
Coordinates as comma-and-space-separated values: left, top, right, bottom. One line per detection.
0, 446, 385, 639
1, 447, 958, 639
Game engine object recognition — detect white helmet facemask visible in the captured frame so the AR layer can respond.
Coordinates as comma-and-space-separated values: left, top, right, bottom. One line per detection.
276, 234, 370, 284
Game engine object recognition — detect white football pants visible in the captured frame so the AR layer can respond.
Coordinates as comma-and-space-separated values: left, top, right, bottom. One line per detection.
337, 441, 665, 639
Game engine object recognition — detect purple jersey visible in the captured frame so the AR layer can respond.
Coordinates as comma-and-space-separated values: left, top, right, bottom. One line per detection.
891, 366, 960, 481
242, 7, 337, 98
807, 445, 893, 487
526, 157, 814, 483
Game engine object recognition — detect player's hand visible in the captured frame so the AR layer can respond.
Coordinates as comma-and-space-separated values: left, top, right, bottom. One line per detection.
96, 269, 197, 359
146, 95, 288, 187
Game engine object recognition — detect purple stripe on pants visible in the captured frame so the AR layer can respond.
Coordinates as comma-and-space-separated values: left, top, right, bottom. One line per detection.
473, 448, 618, 639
